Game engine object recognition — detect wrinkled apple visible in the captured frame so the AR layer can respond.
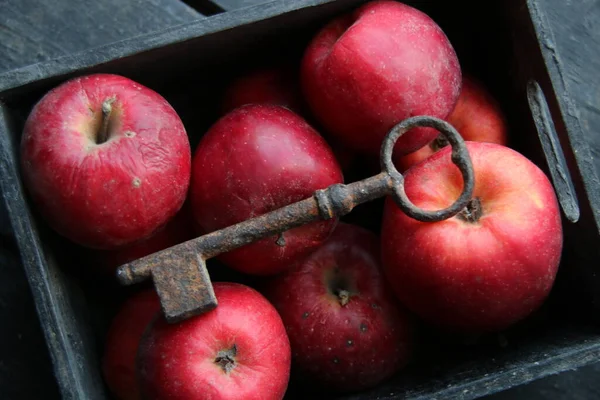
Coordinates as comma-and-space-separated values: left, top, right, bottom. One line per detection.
20, 73, 191, 249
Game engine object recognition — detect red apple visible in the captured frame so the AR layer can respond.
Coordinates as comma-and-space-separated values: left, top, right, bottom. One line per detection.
397, 75, 509, 171
137, 282, 291, 400
220, 66, 358, 173
20, 73, 191, 250
263, 222, 415, 392
381, 142, 563, 333
94, 200, 196, 275
301, 0, 461, 158
221, 65, 303, 114
102, 289, 161, 400
190, 104, 343, 275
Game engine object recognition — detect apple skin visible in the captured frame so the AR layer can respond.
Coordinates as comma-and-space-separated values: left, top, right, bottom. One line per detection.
397, 75, 509, 171
381, 142, 563, 333
262, 222, 415, 393
221, 65, 304, 114
447, 77, 509, 148
301, 0, 461, 158
220, 65, 357, 172
102, 289, 161, 400
20, 73, 191, 250
137, 282, 292, 400
190, 104, 344, 275
94, 200, 196, 275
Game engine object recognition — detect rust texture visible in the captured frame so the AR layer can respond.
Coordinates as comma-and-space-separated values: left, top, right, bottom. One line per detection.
151, 247, 216, 323
116, 116, 475, 323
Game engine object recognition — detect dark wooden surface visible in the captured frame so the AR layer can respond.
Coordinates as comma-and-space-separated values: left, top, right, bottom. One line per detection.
0, 0, 202, 73
0, 0, 599, 399
542, 0, 600, 167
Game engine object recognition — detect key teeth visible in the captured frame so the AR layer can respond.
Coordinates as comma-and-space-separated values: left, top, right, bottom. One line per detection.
149, 249, 218, 324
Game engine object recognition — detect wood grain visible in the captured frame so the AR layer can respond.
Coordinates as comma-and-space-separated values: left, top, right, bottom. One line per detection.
0, 0, 202, 74
541, 0, 600, 174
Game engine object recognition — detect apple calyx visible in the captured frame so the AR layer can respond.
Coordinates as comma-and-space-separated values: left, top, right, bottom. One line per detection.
214, 344, 238, 374
328, 268, 354, 306
458, 197, 483, 223
335, 289, 350, 306
97, 97, 116, 145
430, 134, 449, 152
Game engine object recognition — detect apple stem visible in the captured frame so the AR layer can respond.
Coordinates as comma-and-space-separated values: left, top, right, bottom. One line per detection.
458, 197, 483, 223
336, 289, 350, 306
214, 344, 237, 374
97, 97, 115, 144
430, 134, 449, 152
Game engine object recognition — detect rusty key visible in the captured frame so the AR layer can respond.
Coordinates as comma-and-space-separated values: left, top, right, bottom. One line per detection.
116, 116, 475, 323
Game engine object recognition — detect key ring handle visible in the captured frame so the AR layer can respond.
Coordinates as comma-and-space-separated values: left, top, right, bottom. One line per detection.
380, 116, 475, 222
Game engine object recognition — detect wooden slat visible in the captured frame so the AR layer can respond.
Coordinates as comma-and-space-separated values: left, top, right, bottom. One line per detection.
0, 0, 203, 74
539, 0, 600, 176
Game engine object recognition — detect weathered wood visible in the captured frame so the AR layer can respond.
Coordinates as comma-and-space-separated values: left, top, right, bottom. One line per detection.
539, 0, 600, 176
488, 361, 600, 400
0, 0, 203, 74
